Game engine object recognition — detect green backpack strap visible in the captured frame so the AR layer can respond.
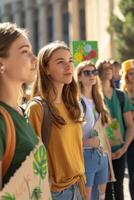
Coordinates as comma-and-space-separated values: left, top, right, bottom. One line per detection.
0, 106, 16, 177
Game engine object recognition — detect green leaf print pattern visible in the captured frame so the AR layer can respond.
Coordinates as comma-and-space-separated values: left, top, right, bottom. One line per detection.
1, 192, 16, 200
33, 145, 47, 180
1, 144, 47, 200
31, 187, 42, 200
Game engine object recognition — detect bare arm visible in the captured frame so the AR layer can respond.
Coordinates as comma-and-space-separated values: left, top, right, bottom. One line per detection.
112, 111, 134, 159
123, 111, 134, 149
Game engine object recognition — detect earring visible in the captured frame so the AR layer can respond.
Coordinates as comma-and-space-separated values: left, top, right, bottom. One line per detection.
0, 65, 5, 74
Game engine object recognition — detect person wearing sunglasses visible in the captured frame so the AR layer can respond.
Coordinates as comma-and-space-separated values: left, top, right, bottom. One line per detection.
76, 61, 115, 200
97, 60, 134, 200
121, 59, 134, 200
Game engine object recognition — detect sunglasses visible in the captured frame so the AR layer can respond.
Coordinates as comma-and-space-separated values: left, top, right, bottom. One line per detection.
80, 69, 98, 76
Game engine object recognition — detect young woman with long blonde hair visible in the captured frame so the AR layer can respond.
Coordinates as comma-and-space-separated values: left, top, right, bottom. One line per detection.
76, 61, 115, 200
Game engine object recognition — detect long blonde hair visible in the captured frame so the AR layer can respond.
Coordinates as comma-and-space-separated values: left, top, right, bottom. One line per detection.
76, 60, 109, 125
121, 71, 133, 100
33, 41, 81, 126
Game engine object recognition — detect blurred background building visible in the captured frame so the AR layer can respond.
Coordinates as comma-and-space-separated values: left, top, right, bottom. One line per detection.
0, 0, 120, 59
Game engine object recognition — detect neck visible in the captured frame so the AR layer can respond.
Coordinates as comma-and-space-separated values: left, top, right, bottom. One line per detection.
102, 80, 113, 97
83, 85, 93, 99
54, 83, 64, 103
102, 80, 111, 90
0, 81, 21, 109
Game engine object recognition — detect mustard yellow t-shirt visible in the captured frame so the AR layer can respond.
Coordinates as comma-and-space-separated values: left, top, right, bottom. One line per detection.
26, 101, 85, 191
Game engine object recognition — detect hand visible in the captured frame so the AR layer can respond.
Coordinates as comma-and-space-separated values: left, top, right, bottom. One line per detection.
112, 145, 127, 160
83, 136, 100, 148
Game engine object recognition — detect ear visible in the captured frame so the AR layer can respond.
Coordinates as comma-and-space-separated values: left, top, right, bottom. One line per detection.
0, 57, 6, 74
0, 64, 5, 74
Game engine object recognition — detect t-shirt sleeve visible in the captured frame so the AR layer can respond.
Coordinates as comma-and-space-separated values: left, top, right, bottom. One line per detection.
26, 102, 43, 138
0, 115, 6, 160
123, 92, 134, 113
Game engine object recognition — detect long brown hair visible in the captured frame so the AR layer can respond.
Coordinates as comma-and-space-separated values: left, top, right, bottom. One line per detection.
34, 41, 81, 126
96, 60, 115, 88
76, 60, 109, 125
0, 22, 27, 58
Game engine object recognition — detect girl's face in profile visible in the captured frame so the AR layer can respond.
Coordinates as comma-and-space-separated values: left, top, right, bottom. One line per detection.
0, 34, 37, 84
47, 48, 74, 86
79, 65, 98, 87
127, 69, 134, 84
100, 62, 113, 81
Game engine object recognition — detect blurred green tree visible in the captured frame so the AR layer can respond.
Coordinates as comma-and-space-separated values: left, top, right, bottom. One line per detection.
109, 0, 134, 61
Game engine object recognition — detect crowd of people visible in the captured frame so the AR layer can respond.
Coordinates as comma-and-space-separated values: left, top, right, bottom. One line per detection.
0, 22, 134, 200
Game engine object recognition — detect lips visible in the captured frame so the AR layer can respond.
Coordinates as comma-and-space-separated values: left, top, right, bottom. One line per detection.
64, 73, 72, 76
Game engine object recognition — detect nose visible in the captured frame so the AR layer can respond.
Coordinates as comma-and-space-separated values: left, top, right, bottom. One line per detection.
31, 53, 37, 64
65, 63, 73, 72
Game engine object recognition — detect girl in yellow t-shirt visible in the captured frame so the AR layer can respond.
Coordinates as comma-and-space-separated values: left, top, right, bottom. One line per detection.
26, 41, 85, 200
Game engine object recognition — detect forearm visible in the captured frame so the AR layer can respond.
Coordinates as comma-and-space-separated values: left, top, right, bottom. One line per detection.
124, 126, 134, 149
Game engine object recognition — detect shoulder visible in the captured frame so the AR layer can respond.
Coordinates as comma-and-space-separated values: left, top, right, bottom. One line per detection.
26, 97, 43, 114
115, 88, 125, 96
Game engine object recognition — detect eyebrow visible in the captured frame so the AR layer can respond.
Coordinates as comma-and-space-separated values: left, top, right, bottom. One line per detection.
18, 44, 31, 49
54, 57, 73, 61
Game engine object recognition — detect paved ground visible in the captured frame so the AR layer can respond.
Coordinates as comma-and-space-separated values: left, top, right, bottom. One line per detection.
124, 168, 131, 200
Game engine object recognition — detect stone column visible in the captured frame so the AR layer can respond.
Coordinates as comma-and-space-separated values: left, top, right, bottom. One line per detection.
37, 0, 48, 48
51, 0, 63, 40
12, 1, 22, 26
85, 0, 98, 40
24, 0, 35, 51
1, 5, 11, 22
68, 0, 80, 41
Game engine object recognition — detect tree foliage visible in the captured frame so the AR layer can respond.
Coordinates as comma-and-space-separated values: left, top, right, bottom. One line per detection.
109, 0, 134, 61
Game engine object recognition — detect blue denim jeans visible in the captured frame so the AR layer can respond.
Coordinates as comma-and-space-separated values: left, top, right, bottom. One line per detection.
83, 149, 108, 187
51, 184, 82, 200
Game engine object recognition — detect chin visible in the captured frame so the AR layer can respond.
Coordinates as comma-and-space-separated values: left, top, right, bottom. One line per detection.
65, 78, 73, 84
25, 77, 35, 84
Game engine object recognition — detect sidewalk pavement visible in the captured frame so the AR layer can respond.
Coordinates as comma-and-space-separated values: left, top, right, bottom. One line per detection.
124, 168, 131, 200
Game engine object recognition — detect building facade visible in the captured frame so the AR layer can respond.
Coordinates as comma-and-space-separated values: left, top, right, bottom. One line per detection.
0, 0, 120, 58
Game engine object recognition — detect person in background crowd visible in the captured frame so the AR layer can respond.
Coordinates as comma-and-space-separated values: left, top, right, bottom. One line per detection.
76, 60, 115, 200
26, 41, 86, 200
97, 60, 134, 200
0, 22, 41, 188
111, 60, 121, 89
121, 59, 134, 200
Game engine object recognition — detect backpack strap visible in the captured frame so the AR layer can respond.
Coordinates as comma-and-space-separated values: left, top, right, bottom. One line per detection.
0, 106, 16, 177
80, 98, 86, 114
116, 89, 125, 113
41, 101, 52, 148
27, 97, 52, 148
